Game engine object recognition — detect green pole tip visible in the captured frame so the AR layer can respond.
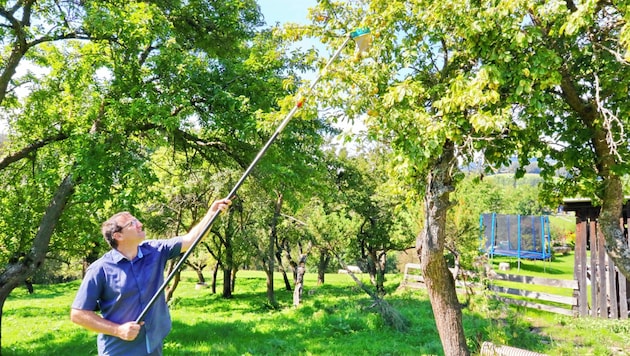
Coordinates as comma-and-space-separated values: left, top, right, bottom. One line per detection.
350, 28, 371, 39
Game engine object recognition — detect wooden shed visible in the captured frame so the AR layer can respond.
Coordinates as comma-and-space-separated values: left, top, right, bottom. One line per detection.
561, 198, 630, 319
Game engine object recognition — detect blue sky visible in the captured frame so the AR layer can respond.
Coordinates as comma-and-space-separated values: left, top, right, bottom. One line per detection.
257, 1, 368, 139
256, 1, 366, 141
257, 0, 317, 26
256, 0, 324, 55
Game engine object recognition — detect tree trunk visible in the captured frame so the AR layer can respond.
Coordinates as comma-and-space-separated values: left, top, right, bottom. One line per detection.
317, 250, 330, 285
375, 252, 386, 296
165, 271, 181, 303
275, 245, 292, 291
280, 268, 292, 291
266, 192, 283, 307
164, 259, 181, 302
417, 141, 469, 356
560, 71, 630, 278
231, 269, 237, 293
0, 173, 76, 354
24, 278, 34, 294
367, 249, 387, 295
293, 254, 308, 306
293, 264, 305, 306
367, 254, 377, 285
211, 262, 220, 294
558, 70, 630, 279
222, 267, 232, 298
194, 265, 206, 284
595, 170, 630, 277
222, 229, 234, 298
585, 120, 628, 278
276, 238, 294, 291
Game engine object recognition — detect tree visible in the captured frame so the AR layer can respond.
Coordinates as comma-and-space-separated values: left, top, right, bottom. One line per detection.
304, 1, 487, 353
332, 149, 416, 294
471, 1, 630, 277
303, 0, 630, 353
447, 176, 502, 273
142, 147, 230, 300
0, 1, 269, 351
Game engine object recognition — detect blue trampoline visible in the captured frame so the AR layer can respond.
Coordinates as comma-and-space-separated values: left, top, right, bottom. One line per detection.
480, 213, 552, 264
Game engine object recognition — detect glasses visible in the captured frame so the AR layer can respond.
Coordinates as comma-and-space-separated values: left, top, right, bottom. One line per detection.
118, 218, 139, 231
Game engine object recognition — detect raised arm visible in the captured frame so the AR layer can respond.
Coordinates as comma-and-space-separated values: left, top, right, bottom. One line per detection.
180, 198, 231, 252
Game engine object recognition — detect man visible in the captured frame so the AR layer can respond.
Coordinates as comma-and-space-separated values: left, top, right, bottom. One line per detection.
70, 198, 231, 355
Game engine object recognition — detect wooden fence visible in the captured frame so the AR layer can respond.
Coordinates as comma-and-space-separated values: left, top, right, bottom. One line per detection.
573, 218, 629, 318
486, 272, 577, 316
563, 198, 630, 319
402, 263, 578, 316
402, 263, 470, 289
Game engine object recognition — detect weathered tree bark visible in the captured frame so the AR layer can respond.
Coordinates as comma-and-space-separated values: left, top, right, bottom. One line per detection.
231, 268, 237, 293
275, 242, 292, 291
367, 250, 387, 295
559, 71, 630, 279
598, 177, 629, 274
316, 249, 330, 285
221, 236, 233, 298
222, 266, 233, 298
24, 279, 34, 294
195, 267, 206, 284
0, 173, 76, 353
279, 267, 292, 291
164, 260, 181, 303
165, 269, 181, 303
293, 255, 306, 306
222, 211, 235, 298
276, 237, 297, 291
417, 141, 469, 356
184, 259, 207, 285
211, 261, 220, 294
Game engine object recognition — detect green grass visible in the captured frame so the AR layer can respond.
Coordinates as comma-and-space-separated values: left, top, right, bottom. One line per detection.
488, 251, 576, 279
3, 269, 630, 355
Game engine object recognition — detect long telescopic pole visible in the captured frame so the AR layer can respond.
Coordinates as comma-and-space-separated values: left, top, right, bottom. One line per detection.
135, 34, 354, 323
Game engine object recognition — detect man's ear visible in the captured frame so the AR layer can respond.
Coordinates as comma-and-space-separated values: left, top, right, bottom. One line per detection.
112, 231, 123, 242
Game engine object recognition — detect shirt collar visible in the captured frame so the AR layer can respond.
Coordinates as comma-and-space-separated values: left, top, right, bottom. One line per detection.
110, 246, 144, 263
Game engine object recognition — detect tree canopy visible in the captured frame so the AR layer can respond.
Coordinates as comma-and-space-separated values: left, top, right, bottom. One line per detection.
301, 0, 630, 354
0, 0, 331, 349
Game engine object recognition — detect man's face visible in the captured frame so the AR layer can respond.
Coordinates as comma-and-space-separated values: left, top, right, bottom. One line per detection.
115, 214, 146, 246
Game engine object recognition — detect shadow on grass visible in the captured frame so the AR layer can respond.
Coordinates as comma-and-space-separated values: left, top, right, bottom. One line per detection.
166, 294, 448, 355
515, 264, 565, 275
166, 318, 308, 355
3, 329, 96, 356
3, 277, 557, 356
490, 259, 569, 275
8, 280, 79, 300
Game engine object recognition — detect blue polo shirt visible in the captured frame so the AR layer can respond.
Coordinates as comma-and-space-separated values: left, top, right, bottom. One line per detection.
72, 237, 183, 356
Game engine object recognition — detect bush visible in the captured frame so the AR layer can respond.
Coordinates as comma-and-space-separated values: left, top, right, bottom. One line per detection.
32, 258, 82, 284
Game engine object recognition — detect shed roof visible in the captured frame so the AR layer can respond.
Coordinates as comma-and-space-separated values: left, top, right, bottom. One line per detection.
561, 197, 630, 219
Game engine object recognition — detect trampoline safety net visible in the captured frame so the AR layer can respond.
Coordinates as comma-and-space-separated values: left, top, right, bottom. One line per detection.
480, 213, 552, 260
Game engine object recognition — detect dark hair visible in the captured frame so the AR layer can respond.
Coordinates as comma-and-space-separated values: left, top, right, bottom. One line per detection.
101, 212, 130, 249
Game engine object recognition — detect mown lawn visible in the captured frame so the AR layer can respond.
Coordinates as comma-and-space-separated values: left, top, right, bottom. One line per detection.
3, 268, 630, 355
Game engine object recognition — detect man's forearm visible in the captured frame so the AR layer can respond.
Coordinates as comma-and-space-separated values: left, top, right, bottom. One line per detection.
181, 200, 228, 251
70, 308, 120, 336
70, 308, 143, 341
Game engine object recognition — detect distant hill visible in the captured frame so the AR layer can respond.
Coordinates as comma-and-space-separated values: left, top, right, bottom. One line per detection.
483, 173, 542, 187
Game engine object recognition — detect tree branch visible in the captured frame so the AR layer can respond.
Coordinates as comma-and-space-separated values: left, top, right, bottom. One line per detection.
0, 132, 69, 170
